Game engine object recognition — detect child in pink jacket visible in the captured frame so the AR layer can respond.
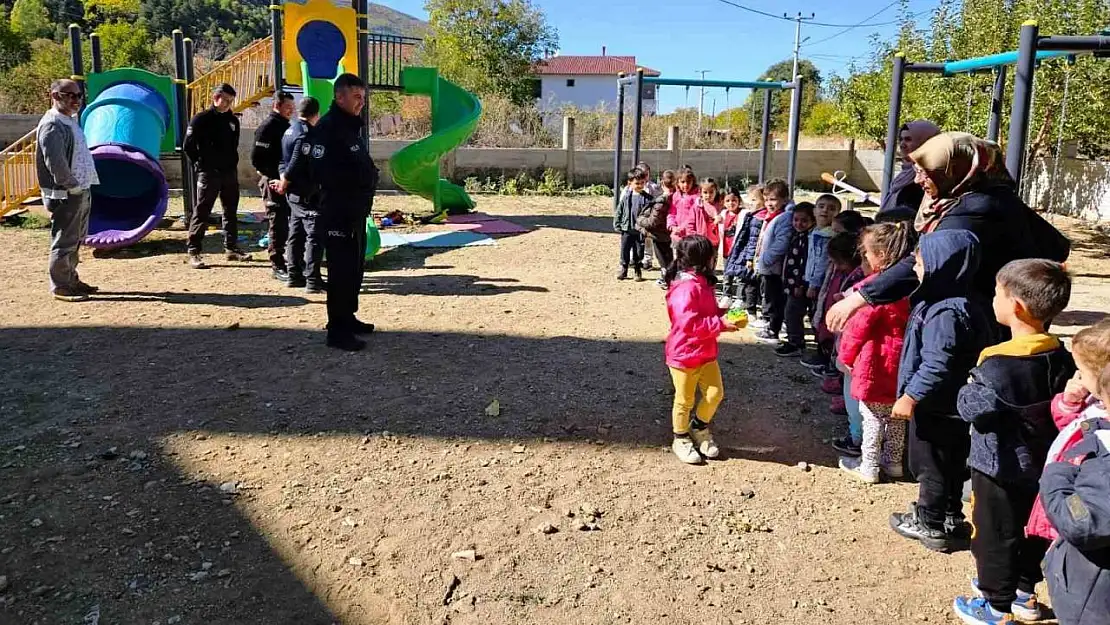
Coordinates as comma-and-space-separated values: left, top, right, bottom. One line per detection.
664, 235, 739, 465
668, 168, 707, 242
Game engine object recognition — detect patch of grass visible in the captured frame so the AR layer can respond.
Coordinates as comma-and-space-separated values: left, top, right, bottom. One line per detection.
2, 212, 51, 229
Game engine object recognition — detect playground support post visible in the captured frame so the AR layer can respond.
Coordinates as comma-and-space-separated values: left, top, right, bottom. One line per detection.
987, 65, 1007, 142
270, 2, 283, 92
173, 30, 195, 221
632, 68, 644, 169
785, 76, 803, 193
880, 53, 907, 203
758, 88, 772, 183
356, 0, 370, 137
1007, 21, 1039, 186
612, 73, 626, 211
68, 24, 84, 97
90, 33, 102, 74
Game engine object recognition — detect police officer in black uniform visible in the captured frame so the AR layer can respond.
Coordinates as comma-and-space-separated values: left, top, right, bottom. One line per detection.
184, 83, 251, 268
276, 96, 324, 293
310, 73, 379, 352
251, 90, 294, 281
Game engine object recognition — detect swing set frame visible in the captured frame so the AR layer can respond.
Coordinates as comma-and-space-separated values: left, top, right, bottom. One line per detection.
612, 68, 804, 208
881, 21, 1110, 202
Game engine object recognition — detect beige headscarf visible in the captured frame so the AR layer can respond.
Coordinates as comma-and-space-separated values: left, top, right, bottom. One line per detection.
909, 132, 1013, 232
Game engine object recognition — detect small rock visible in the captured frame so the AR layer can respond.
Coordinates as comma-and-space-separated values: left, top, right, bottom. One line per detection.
0, 575, 8, 592
341, 517, 358, 527
129, 450, 148, 460
121, 527, 135, 536
144, 480, 159, 490
218, 482, 239, 495
30, 518, 43, 528
484, 400, 500, 417
216, 568, 231, 578
167, 617, 182, 625
739, 489, 756, 499
188, 571, 209, 582
201, 562, 213, 571
580, 504, 600, 518
30, 585, 50, 597
791, 599, 800, 609
451, 549, 477, 562
225, 322, 240, 331
535, 523, 558, 535
511, 445, 526, 454
348, 557, 364, 567
796, 462, 811, 472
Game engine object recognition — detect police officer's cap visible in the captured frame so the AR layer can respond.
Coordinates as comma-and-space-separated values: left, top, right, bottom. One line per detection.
213, 83, 237, 97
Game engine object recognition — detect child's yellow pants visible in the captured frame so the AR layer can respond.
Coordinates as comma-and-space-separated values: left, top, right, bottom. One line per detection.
668, 360, 724, 435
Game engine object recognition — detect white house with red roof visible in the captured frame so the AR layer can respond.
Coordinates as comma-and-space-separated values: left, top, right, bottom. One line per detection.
533, 49, 661, 114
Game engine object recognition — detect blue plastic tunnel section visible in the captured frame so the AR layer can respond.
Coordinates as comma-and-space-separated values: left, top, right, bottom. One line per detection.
80, 81, 171, 249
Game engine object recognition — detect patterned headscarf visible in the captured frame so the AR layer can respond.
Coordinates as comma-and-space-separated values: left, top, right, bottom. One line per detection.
909, 132, 1014, 233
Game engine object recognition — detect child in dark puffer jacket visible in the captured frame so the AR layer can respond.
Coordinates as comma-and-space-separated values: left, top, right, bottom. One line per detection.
951, 259, 1076, 625
722, 185, 766, 317
889, 229, 994, 554
1027, 322, 1110, 625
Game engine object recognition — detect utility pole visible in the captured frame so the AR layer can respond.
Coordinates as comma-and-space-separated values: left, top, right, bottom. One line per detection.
788, 12, 815, 81
695, 69, 711, 133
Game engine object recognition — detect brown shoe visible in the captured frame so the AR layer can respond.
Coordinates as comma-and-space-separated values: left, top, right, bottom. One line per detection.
225, 248, 253, 262
53, 287, 89, 302
188, 253, 208, 269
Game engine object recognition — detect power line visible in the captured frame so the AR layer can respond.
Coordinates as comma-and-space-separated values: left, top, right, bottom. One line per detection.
802, 0, 900, 47
712, 0, 923, 28
804, 3, 940, 48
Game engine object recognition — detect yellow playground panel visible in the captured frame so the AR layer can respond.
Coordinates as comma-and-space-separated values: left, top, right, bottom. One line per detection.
282, 0, 357, 86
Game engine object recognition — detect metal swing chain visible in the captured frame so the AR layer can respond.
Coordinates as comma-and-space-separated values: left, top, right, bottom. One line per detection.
965, 77, 974, 131
1047, 64, 1073, 218
723, 87, 731, 188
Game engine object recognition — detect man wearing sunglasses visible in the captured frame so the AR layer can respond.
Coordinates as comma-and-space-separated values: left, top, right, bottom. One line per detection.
36, 78, 100, 302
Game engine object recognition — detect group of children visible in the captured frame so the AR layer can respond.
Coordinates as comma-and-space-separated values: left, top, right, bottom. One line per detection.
637, 166, 1110, 625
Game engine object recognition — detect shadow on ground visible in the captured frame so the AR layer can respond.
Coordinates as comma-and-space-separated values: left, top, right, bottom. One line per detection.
1054, 310, 1108, 327
505, 214, 615, 234
91, 291, 315, 308
0, 325, 840, 623
360, 275, 548, 297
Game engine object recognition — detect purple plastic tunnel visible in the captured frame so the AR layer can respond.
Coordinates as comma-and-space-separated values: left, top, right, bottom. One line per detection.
80, 81, 171, 249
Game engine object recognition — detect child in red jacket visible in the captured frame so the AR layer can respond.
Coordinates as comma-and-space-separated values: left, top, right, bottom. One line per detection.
837, 223, 917, 483
664, 235, 739, 465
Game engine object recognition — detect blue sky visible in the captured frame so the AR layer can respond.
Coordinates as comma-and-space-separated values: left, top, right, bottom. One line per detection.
384, 0, 938, 112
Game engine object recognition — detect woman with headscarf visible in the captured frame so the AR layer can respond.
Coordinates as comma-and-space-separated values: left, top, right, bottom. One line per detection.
879, 120, 941, 221
826, 132, 1070, 333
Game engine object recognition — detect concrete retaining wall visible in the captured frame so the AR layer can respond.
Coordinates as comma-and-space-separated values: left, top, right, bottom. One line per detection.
3, 113, 1106, 220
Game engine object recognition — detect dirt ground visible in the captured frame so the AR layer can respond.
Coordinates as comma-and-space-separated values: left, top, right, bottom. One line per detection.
1, 195, 1108, 625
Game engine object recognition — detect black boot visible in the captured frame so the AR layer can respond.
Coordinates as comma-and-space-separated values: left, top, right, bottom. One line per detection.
616, 265, 628, 281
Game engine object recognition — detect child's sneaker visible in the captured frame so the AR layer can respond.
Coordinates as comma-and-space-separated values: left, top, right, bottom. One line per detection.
838, 456, 879, 484
800, 351, 828, 370
829, 396, 848, 416
970, 579, 1041, 621
690, 428, 720, 459
952, 596, 1014, 625
754, 329, 779, 344
672, 436, 703, 465
821, 376, 843, 395
889, 506, 969, 553
830, 435, 861, 457
774, 343, 803, 358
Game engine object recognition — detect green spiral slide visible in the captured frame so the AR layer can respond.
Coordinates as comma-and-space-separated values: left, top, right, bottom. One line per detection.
389, 66, 482, 221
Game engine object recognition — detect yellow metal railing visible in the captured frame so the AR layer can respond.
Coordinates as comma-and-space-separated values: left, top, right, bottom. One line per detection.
0, 129, 40, 218
187, 36, 274, 117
